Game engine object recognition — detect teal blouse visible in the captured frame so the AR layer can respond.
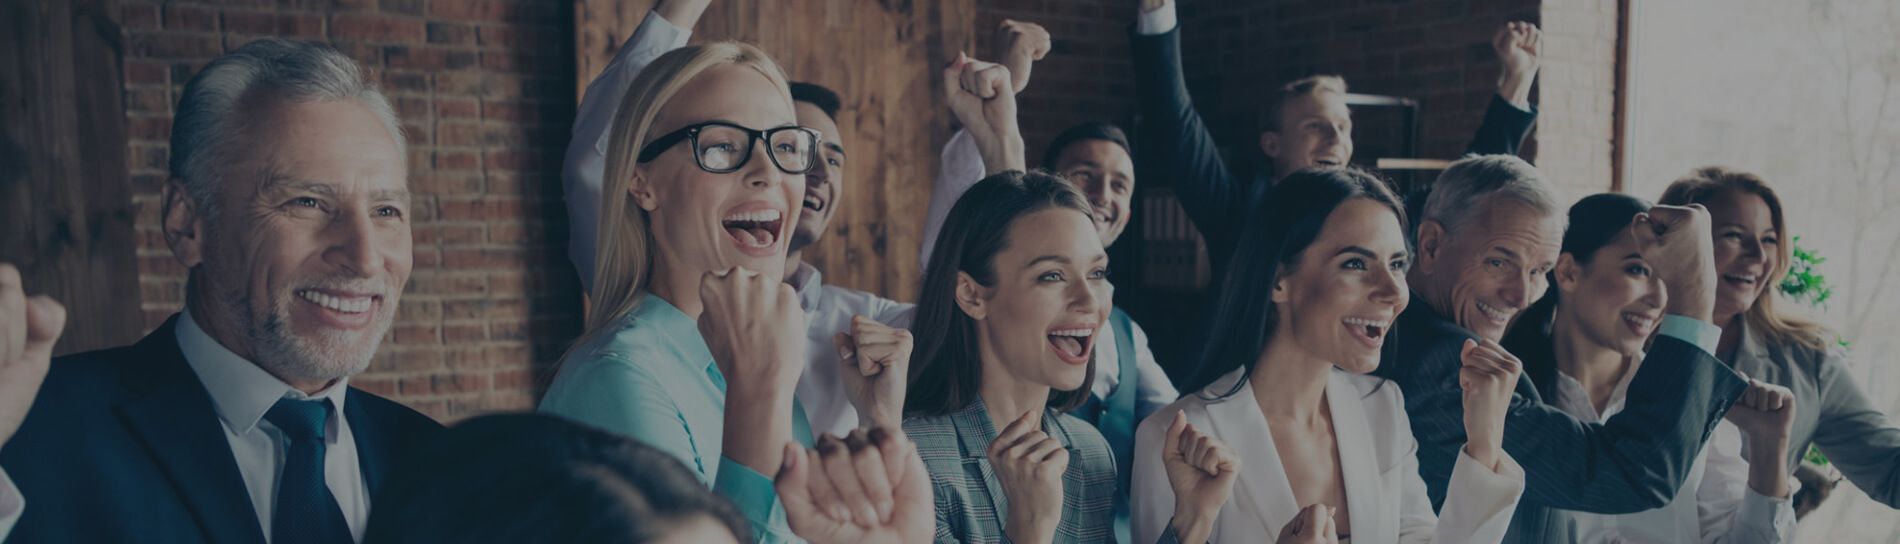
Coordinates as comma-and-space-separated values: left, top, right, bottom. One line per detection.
540, 293, 815, 543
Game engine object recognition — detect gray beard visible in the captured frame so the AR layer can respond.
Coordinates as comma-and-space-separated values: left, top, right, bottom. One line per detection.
209, 266, 386, 387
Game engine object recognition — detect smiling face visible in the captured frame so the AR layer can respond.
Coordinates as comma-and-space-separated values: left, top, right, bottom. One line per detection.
634, 65, 805, 281
177, 96, 412, 388
961, 207, 1111, 392
1556, 229, 1667, 358
1262, 92, 1354, 180
1703, 190, 1781, 322
1419, 196, 1564, 342
789, 101, 844, 252
1272, 198, 1410, 374
1050, 139, 1135, 246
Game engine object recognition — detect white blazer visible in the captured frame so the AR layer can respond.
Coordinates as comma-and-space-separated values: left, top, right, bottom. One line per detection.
1131, 367, 1524, 544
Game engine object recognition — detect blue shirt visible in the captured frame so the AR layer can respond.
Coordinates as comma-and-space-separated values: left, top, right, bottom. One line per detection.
540, 293, 814, 543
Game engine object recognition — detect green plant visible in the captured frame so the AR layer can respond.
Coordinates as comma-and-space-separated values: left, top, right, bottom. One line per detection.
1779, 236, 1835, 308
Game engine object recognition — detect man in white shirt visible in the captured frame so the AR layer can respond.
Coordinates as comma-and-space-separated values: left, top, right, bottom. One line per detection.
0, 38, 440, 543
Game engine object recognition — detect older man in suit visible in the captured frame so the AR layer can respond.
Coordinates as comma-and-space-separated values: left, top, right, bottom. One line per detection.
1374, 155, 1751, 543
0, 38, 440, 544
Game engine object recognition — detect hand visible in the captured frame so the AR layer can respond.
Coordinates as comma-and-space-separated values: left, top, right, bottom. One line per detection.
698, 267, 806, 395
1631, 204, 1716, 321
836, 316, 913, 429
1459, 338, 1521, 470
1162, 411, 1239, 544
993, 19, 1050, 93
1275, 504, 1340, 544
1725, 378, 1796, 443
989, 409, 1068, 544
777, 428, 934, 544
0, 263, 63, 449
1492, 21, 1542, 107
1139, 0, 1171, 14
942, 53, 1026, 174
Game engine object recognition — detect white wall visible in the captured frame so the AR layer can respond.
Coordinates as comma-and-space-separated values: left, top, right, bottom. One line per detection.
1625, 0, 1900, 540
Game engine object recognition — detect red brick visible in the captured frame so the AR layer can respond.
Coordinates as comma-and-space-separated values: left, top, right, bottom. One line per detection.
436, 97, 480, 119
122, 4, 161, 30
431, 1, 561, 23
426, 21, 477, 45
222, 11, 324, 38
164, 4, 219, 32
133, 32, 225, 59
442, 323, 487, 342
127, 116, 172, 141
124, 60, 168, 86
385, 46, 478, 71
330, 13, 426, 44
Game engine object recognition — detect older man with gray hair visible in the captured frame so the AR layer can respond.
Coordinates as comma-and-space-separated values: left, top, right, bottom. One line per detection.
0, 38, 440, 543
1369, 154, 1751, 543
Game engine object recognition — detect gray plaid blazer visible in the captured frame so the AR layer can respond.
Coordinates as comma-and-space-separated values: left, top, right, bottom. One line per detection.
904, 397, 1119, 543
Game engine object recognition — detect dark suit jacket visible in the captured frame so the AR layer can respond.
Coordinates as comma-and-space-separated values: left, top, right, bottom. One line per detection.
1, 316, 441, 544
1373, 301, 1749, 544
1130, 26, 1538, 273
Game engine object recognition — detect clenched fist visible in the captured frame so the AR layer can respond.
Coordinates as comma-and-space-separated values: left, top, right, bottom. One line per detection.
698, 266, 805, 397
835, 316, 913, 429
1161, 411, 1239, 544
0, 263, 65, 449
1459, 337, 1522, 470
989, 409, 1068, 544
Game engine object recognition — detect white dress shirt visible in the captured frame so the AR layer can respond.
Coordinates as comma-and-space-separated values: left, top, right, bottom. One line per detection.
0, 469, 19, 539
176, 309, 370, 543
1132, 367, 1525, 544
787, 261, 916, 435
1552, 358, 1797, 543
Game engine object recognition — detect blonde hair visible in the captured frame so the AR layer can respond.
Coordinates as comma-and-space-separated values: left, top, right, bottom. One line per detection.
1260, 74, 1348, 133
1658, 166, 1830, 352
584, 42, 793, 335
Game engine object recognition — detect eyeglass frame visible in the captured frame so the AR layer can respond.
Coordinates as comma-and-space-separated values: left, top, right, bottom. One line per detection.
634, 120, 822, 175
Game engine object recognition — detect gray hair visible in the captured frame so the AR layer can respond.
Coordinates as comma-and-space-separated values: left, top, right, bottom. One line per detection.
1420, 154, 1563, 234
170, 38, 404, 218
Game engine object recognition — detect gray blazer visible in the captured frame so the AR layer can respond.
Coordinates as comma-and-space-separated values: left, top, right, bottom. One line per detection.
1730, 321, 1900, 507
905, 398, 1118, 543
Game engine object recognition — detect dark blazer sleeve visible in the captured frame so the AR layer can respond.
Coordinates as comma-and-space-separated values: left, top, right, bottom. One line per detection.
1131, 26, 1248, 260
1405, 334, 1749, 514
1463, 95, 1538, 157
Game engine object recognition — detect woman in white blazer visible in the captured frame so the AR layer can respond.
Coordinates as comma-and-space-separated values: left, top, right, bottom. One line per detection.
1130, 168, 1526, 544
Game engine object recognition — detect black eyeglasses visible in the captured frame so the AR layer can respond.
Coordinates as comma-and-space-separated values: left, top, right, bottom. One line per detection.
636, 121, 821, 174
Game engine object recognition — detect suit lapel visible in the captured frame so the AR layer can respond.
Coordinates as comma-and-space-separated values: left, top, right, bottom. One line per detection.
1326, 371, 1383, 543
1198, 369, 1298, 536
345, 390, 389, 495
114, 320, 267, 544
951, 400, 1012, 530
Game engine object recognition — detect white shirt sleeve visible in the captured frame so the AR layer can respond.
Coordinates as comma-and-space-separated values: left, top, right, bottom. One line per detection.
0, 468, 23, 541
565, 10, 693, 293
1126, 319, 1180, 422
1136, 1, 1178, 35
917, 129, 987, 271
1414, 447, 1525, 544
1697, 422, 1797, 543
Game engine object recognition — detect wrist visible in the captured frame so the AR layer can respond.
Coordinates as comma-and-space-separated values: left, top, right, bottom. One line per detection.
1497, 72, 1533, 109
1004, 514, 1056, 544
1170, 509, 1217, 541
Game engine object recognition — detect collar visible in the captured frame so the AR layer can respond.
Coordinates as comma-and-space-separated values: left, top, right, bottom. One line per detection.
787, 261, 823, 312
176, 307, 351, 436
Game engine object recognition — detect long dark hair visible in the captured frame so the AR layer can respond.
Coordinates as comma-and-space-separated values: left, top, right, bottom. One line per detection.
906, 170, 1099, 417
364, 413, 748, 544
1185, 167, 1408, 397
1502, 192, 1652, 398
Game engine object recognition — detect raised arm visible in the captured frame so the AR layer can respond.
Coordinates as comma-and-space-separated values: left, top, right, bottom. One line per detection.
1129, 0, 1249, 249
1464, 22, 1541, 157
918, 36, 1039, 270
563, 0, 707, 293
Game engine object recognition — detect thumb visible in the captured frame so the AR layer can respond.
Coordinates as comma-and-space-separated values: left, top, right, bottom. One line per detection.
1164, 411, 1188, 460
22, 296, 66, 361
1460, 338, 1478, 362
774, 442, 820, 521
1630, 213, 1663, 249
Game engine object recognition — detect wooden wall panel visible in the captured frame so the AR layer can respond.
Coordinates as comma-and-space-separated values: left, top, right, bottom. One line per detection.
0, 0, 142, 355
575, 0, 978, 303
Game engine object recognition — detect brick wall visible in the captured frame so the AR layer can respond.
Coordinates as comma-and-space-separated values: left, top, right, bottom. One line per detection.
122, 0, 583, 422
976, 0, 1143, 164
1534, 0, 1619, 200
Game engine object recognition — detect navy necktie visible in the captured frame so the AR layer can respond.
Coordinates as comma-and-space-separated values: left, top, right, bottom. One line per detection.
263, 398, 352, 544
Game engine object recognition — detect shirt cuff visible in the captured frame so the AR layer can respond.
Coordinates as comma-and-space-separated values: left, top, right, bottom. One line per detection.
1658, 314, 1722, 355
1136, 2, 1177, 35
714, 456, 795, 543
1736, 486, 1797, 542
643, 10, 694, 49
0, 468, 22, 540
